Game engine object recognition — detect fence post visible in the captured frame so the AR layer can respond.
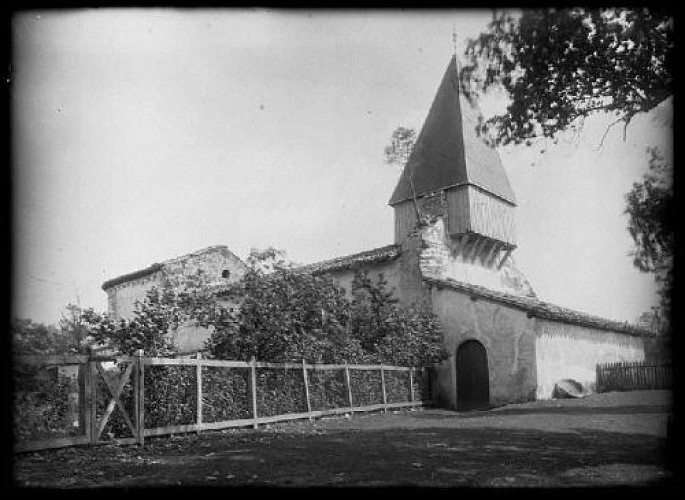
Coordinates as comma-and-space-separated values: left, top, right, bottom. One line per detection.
409, 367, 415, 405
77, 358, 88, 440
380, 364, 387, 413
134, 349, 145, 446
302, 360, 313, 421
88, 347, 98, 444
196, 352, 203, 434
250, 357, 258, 429
596, 365, 601, 393
344, 362, 354, 416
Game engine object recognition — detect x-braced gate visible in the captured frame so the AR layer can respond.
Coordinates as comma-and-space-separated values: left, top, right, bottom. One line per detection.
81, 350, 145, 446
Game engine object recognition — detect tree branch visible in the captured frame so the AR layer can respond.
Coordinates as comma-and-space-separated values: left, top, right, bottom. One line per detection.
595, 115, 628, 150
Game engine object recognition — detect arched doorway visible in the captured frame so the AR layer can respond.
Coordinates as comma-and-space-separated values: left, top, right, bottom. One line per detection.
456, 339, 490, 411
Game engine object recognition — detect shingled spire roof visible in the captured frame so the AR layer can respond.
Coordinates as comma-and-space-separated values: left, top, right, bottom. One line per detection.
388, 55, 516, 206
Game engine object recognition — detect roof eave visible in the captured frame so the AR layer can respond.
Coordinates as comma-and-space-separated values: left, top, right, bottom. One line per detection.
389, 181, 517, 207
424, 277, 654, 338
102, 263, 164, 291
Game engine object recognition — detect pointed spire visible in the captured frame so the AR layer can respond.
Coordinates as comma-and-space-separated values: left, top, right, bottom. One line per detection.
388, 51, 516, 206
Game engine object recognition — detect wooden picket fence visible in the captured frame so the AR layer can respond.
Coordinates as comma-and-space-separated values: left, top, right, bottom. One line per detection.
596, 360, 672, 393
14, 350, 428, 453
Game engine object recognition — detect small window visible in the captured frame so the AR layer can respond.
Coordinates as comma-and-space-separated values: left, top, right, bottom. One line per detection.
221, 269, 230, 279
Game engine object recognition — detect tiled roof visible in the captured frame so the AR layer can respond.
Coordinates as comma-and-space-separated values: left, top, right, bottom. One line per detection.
389, 55, 516, 206
101, 245, 237, 291
297, 244, 402, 274
424, 277, 654, 338
101, 263, 164, 291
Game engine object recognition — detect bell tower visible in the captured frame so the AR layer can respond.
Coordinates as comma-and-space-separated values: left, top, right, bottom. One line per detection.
389, 53, 518, 272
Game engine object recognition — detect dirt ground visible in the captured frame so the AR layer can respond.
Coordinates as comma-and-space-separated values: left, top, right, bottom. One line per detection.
13, 390, 675, 488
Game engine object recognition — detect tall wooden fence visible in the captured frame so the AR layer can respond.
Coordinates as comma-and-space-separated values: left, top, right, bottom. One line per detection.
13, 350, 429, 453
596, 361, 672, 393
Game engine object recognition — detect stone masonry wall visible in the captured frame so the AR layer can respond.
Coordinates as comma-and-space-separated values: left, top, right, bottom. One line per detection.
419, 216, 536, 298
105, 246, 247, 323
326, 260, 403, 301
162, 246, 247, 290
324, 236, 431, 308
106, 271, 166, 320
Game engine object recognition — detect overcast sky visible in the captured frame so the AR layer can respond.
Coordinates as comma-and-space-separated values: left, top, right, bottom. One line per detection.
12, 9, 671, 325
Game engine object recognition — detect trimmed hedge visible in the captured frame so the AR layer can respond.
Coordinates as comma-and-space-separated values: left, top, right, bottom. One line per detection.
15, 361, 428, 443
256, 367, 308, 417
202, 367, 251, 422
349, 370, 383, 407
144, 365, 197, 429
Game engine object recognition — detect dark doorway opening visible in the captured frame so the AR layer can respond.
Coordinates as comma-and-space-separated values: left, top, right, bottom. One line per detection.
456, 339, 490, 411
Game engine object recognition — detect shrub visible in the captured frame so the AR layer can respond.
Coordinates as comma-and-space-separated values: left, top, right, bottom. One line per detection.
13, 369, 80, 442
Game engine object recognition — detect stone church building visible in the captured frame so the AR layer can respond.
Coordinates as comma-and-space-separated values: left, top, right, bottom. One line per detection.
102, 55, 651, 410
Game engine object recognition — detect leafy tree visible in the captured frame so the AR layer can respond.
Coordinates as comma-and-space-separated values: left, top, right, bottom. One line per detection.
384, 9, 673, 327
376, 305, 448, 367
57, 304, 94, 354
12, 310, 90, 355
349, 270, 448, 366
625, 147, 673, 332
461, 9, 674, 324
384, 127, 423, 222
207, 250, 448, 366
349, 271, 397, 353
245, 246, 294, 274
82, 267, 234, 357
462, 8, 673, 147
207, 249, 365, 363
85, 287, 178, 357
11, 319, 61, 355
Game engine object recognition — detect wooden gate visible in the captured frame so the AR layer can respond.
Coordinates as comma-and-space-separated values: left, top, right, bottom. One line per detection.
456, 340, 490, 411
87, 355, 141, 445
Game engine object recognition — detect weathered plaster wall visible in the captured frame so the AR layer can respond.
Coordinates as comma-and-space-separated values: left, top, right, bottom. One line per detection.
430, 286, 538, 409
325, 236, 430, 308
106, 271, 166, 320
326, 260, 402, 299
171, 321, 214, 354
534, 319, 645, 399
105, 246, 247, 321
419, 217, 536, 298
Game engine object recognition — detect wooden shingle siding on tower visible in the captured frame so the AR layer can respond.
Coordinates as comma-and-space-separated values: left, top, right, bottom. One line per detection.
445, 186, 516, 245
465, 187, 516, 245
394, 200, 419, 243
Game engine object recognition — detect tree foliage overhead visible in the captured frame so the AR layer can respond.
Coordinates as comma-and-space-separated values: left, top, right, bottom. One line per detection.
460, 9, 673, 329
463, 8, 673, 146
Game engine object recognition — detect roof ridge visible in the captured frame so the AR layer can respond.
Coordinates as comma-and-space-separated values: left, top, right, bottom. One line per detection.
102, 244, 243, 290
161, 244, 232, 264
297, 244, 402, 274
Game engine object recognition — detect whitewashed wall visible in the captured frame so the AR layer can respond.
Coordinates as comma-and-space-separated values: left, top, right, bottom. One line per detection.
534, 319, 645, 399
